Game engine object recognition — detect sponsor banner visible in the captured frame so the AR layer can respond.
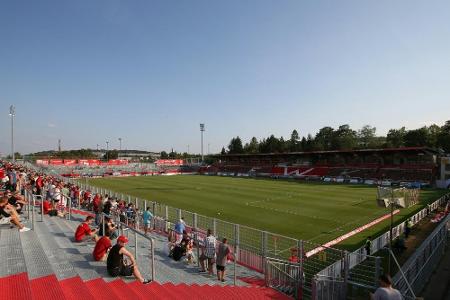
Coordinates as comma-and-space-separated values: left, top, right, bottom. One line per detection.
107, 159, 129, 165
49, 159, 63, 165
63, 159, 77, 166
88, 159, 101, 166
156, 159, 184, 166
36, 160, 49, 165
78, 159, 89, 165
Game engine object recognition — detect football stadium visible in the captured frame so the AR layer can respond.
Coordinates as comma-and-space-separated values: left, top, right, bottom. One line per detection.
2, 2, 450, 300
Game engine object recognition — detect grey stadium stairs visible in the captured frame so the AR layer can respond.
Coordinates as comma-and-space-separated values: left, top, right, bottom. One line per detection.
0, 210, 291, 299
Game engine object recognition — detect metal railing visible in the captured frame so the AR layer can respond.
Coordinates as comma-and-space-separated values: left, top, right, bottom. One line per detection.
312, 275, 346, 300
265, 257, 303, 299
392, 213, 450, 297
317, 193, 450, 281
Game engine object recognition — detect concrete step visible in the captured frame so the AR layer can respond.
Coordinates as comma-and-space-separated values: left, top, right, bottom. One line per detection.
42, 215, 105, 280
20, 228, 54, 279
0, 228, 28, 277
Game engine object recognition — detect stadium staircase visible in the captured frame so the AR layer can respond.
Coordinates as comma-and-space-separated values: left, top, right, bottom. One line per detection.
0, 210, 291, 300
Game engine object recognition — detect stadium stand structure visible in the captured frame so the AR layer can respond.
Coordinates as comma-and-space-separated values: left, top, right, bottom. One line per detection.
205, 147, 438, 185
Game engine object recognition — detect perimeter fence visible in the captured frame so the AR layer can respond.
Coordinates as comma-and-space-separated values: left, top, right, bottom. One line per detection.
392, 213, 450, 298
314, 192, 449, 299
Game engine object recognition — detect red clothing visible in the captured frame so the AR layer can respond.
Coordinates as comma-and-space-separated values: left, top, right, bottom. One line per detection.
93, 236, 112, 261
75, 222, 92, 242
93, 195, 100, 213
43, 200, 51, 214
36, 176, 43, 188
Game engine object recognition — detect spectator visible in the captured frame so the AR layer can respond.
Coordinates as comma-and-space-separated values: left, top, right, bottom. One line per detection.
6, 168, 17, 192
404, 218, 412, 239
166, 231, 177, 257
102, 199, 112, 216
184, 238, 195, 264
35, 175, 44, 195
370, 274, 402, 300
126, 203, 136, 225
0, 196, 30, 232
143, 207, 153, 235
99, 216, 118, 240
174, 217, 186, 243
74, 216, 98, 242
216, 238, 231, 282
199, 229, 216, 275
7, 190, 27, 213
93, 230, 112, 261
365, 236, 372, 255
106, 235, 151, 284
93, 193, 102, 225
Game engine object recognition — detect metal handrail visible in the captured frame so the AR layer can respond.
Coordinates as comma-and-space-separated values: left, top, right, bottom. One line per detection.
387, 248, 416, 299
266, 260, 297, 281
99, 211, 155, 281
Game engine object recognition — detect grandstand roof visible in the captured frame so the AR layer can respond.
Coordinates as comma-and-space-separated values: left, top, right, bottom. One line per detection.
219, 147, 439, 157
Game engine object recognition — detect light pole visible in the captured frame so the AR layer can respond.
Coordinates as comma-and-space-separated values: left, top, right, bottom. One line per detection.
200, 123, 205, 163
9, 105, 15, 162
208, 143, 210, 155
118, 137, 122, 151
96, 144, 99, 151
106, 141, 109, 161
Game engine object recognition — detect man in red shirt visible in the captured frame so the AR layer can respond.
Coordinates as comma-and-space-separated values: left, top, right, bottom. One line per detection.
75, 216, 98, 242
43, 200, 52, 214
93, 231, 112, 261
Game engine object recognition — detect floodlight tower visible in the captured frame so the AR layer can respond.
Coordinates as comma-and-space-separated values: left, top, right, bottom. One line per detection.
200, 123, 205, 163
106, 141, 109, 161
118, 137, 122, 151
9, 105, 15, 162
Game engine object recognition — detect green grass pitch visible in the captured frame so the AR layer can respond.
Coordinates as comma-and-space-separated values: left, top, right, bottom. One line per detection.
86, 175, 446, 250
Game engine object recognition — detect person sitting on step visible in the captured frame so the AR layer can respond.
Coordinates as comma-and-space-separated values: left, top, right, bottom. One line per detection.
0, 196, 30, 232
98, 215, 118, 240
74, 215, 99, 242
106, 235, 151, 284
93, 228, 112, 261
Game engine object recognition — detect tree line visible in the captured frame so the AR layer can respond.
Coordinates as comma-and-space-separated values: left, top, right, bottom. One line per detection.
223, 121, 450, 154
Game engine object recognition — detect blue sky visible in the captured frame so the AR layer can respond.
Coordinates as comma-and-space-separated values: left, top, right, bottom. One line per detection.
1, 0, 450, 155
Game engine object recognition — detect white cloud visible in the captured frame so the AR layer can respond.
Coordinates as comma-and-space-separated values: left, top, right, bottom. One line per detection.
47, 123, 56, 128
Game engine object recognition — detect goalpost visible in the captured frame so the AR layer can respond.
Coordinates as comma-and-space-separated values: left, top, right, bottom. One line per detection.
377, 186, 420, 208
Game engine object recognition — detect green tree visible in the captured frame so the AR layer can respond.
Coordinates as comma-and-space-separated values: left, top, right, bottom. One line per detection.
437, 120, 450, 152
331, 125, 357, 150
358, 125, 377, 148
404, 127, 429, 147
314, 127, 334, 150
220, 147, 227, 155
244, 137, 259, 153
386, 127, 406, 147
103, 150, 118, 160
303, 134, 315, 151
228, 137, 244, 154
427, 124, 441, 148
160, 151, 168, 159
288, 130, 301, 152
300, 137, 307, 151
